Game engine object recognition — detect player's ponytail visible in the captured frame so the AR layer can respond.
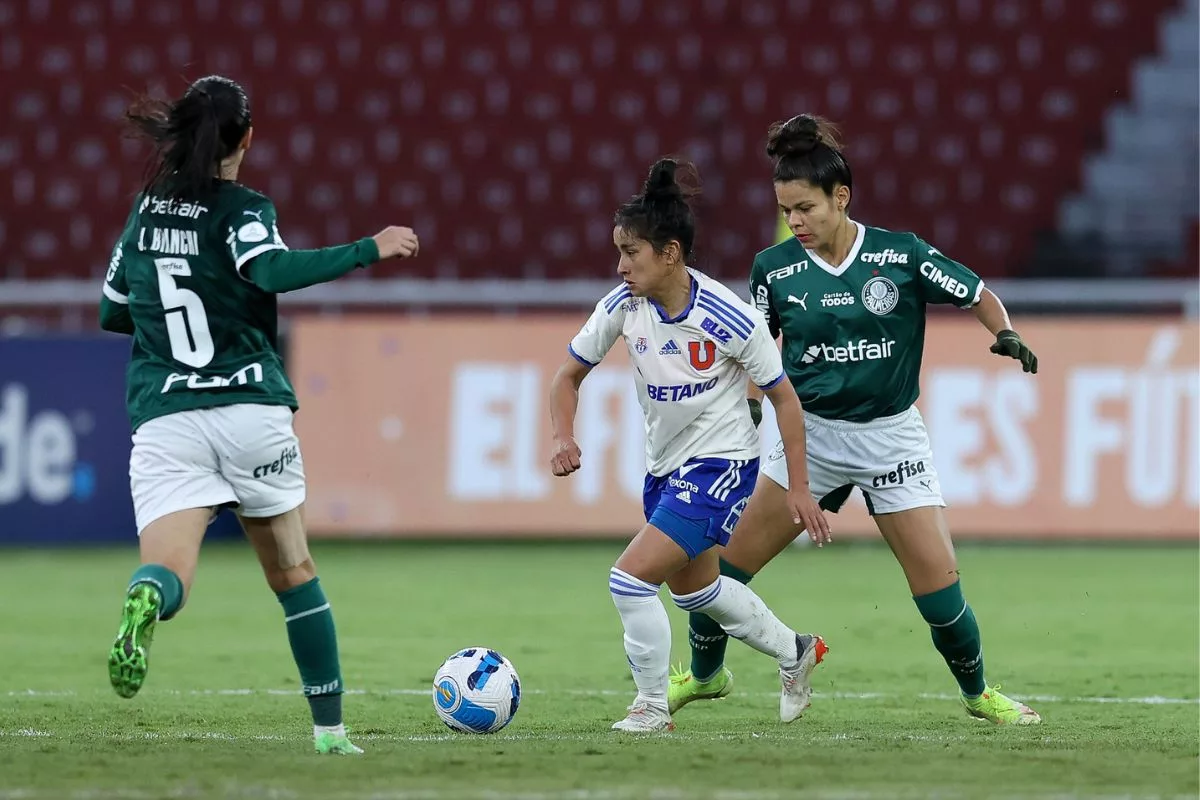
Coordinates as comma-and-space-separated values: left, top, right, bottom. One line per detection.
614, 157, 702, 261
766, 114, 853, 199
125, 75, 253, 202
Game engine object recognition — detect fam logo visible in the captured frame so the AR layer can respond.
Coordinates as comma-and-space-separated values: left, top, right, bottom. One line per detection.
765, 261, 808, 284
861, 276, 899, 315
635, 337, 648, 354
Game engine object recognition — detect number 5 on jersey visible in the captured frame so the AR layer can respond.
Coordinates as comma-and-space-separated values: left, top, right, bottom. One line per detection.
155, 257, 215, 368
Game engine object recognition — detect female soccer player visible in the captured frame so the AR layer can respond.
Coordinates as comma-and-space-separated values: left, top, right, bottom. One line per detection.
670, 115, 1042, 726
99, 75, 420, 754
548, 158, 831, 733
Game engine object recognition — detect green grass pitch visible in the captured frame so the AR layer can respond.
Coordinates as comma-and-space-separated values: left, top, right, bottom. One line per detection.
0, 540, 1196, 799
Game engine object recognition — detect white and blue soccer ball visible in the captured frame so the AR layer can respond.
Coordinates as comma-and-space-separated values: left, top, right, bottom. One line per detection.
432, 647, 521, 734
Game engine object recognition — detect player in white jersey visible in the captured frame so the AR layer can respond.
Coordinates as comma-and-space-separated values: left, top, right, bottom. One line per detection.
548, 159, 831, 733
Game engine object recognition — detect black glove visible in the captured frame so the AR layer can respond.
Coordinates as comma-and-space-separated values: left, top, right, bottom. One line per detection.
990, 329, 1037, 374
747, 398, 763, 427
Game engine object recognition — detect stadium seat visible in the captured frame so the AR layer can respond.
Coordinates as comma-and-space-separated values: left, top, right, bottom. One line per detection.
0, 0, 1182, 282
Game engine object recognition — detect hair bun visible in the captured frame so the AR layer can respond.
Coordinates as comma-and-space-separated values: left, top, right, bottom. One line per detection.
642, 158, 683, 200
765, 114, 842, 160
641, 157, 701, 204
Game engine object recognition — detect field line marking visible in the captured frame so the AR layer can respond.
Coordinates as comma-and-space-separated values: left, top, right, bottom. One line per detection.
5, 688, 1197, 705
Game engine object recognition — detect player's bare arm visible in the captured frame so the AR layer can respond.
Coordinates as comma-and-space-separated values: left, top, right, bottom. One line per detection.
548, 358, 590, 476
761, 379, 831, 543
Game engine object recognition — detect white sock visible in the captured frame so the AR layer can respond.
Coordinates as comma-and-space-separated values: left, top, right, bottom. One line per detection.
609, 567, 671, 708
314, 723, 345, 738
672, 577, 800, 668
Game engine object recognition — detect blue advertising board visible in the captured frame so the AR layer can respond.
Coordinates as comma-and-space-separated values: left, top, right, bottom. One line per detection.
0, 336, 241, 545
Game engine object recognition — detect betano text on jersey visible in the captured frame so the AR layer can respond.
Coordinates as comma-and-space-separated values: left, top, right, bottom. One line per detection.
569, 269, 785, 476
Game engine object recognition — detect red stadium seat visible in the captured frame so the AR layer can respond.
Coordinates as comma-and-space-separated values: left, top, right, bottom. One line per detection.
0, 0, 1182, 282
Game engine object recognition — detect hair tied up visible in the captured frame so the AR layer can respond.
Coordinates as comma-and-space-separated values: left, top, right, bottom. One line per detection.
765, 114, 843, 161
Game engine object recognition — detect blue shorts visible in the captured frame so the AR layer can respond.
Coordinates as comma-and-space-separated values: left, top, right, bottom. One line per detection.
642, 457, 759, 559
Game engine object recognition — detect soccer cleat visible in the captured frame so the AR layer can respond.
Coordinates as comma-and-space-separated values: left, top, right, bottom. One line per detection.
961, 684, 1042, 725
314, 731, 364, 755
611, 700, 674, 733
108, 582, 162, 699
667, 664, 734, 714
779, 634, 828, 723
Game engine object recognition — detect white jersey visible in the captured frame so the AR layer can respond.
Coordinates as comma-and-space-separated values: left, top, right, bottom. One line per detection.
569, 269, 785, 476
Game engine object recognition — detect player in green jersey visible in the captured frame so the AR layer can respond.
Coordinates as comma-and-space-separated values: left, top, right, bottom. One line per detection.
670, 114, 1041, 725
99, 75, 420, 754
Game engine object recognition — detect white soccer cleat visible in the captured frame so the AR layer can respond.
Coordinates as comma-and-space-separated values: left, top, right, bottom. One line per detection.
779, 634, 828, 723
611, 700, 675, 733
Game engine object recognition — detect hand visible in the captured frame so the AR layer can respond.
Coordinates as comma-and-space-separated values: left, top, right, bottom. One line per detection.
373, 226, 420, 259
550, 436, 582, 477
786, 489, 832, 547
989, 329, 1037, 374
747, 398, 763, 428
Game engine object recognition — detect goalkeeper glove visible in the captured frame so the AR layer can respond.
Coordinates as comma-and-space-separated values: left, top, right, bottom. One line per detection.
990, 329, 1038, 374
747, 398, 763, 427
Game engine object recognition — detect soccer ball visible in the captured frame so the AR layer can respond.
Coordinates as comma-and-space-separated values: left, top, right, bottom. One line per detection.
432, 647, 521, 734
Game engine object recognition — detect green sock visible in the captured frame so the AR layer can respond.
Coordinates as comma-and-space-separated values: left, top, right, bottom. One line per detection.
913, 581, 986, 698
129, 564, 183, 621
687, 559, 755, 681
277, 577, 344, 727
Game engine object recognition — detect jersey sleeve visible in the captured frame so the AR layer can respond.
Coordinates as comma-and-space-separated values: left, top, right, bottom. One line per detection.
99, 236, 135, 334
567, 293, 626, 367
227, 196, 289, 276
735, 308, 787, 390
102, 236, 129, 306
749, 255, 781, 338
912, 235, 985, 308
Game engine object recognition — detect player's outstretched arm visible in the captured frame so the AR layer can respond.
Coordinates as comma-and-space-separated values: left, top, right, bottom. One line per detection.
972, 288, 1038, 374
246, 226, 419, 294
548, 358, 591, 477
762, 379, 832, 545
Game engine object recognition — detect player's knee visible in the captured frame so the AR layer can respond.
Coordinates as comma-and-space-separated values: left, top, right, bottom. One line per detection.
608, 566, 658, 604
670, 577, 722, 612
263, 558, 316, 594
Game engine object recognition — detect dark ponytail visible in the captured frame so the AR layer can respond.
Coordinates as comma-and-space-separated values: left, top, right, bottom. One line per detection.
766, 114, 853, 198
125, 75, 252, 201
614, 157, 702, 260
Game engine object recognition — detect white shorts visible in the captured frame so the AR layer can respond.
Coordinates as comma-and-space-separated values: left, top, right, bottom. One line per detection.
761, 406, 945, 515
129, 403, 305, 534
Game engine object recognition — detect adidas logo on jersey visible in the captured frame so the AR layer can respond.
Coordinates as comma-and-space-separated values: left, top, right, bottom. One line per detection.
800, 338, 897, 364
860, 248, 908, 265
659, 339, 682, 355
674, 490, 692, 504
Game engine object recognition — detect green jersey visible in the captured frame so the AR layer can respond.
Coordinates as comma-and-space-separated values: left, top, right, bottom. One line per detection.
102, 182, 297, 431
750, 222, 984, 422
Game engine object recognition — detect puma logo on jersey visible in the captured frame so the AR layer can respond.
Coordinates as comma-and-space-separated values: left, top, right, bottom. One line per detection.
786, 292, 808, 310
242, 209, 265, 221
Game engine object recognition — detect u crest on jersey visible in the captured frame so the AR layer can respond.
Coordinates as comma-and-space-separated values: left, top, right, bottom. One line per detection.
688, 340, 716, 370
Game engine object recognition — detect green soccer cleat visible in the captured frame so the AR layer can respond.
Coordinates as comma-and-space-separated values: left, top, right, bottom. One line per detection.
961, 684, 1042, 725
668, 664, 734, 714
314, 731, 364, 755
108, 583, 162, 699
